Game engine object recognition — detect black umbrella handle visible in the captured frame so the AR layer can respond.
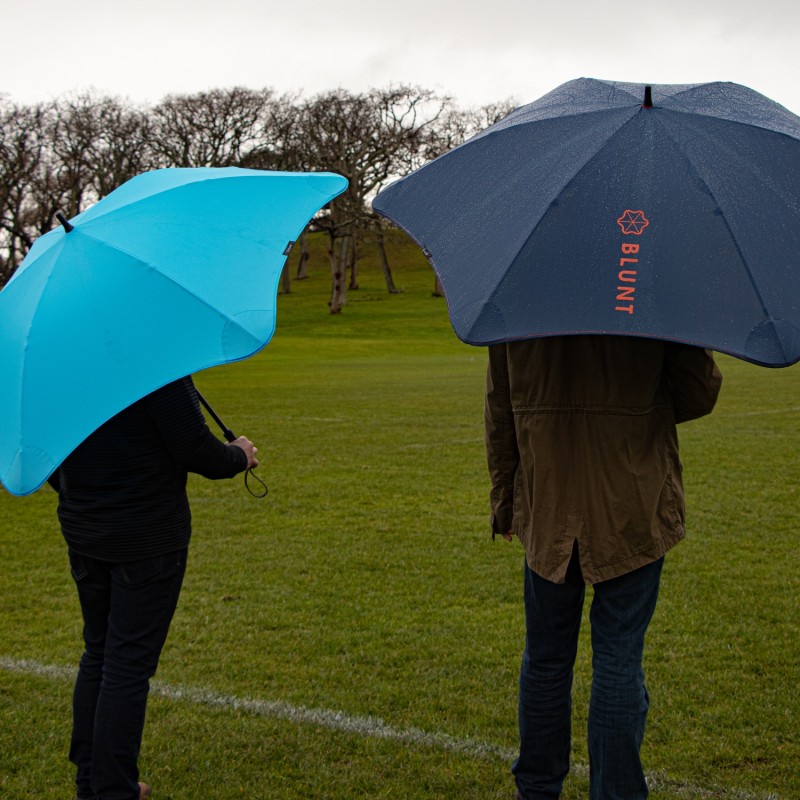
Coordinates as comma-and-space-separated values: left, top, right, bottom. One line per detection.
195, 389, 268, 499
195, 390, 236, 442
244, 468, 268, 498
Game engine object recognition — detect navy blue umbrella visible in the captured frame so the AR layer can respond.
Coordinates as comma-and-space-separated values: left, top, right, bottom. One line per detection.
372, 79, 800, 367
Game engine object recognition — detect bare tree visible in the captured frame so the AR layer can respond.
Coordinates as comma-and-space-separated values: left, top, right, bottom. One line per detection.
239, 91, 304, 172
405, 97, 518, 296
296, 90, 367, 313
240, 91, 307, 295
150, 87, 278, 168
49, 93, 157, 211
298, 86, 448, 310
0, 94, 158, 286
45, 96, 98, 217
86, 97, 156, 199
0, 100, 52, 284
373, 222, 399, 294
0, 87, 515, 296
294, 230, 311, 280
420, 97, 518, 161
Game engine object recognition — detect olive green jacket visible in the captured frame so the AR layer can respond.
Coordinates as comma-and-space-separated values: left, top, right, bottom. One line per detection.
485, 336, 722, 584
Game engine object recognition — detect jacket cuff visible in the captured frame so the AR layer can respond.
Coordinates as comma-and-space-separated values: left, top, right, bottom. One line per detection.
490, 508, 514, 537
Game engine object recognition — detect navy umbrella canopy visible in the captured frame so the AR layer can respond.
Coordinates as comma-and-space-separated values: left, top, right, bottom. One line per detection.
372, 78, 800, 367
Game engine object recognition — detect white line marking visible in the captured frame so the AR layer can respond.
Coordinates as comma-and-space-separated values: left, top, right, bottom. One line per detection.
0, 656, 780, 799
0, 656, 512, 760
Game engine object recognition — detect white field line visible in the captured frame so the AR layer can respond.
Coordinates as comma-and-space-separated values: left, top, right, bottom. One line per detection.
0, 656, 779, 800
0, 656, 512, 760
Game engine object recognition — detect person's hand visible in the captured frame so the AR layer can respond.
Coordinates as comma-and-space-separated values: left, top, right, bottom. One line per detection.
229, 436, 259, 469
501, 531, 514, 542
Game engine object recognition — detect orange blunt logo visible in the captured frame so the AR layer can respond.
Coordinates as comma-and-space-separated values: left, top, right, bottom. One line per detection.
614, 210, 650, 315
617, 210, 649, 236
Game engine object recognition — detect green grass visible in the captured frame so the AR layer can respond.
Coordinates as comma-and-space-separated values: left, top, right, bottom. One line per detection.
1, 231, 798, 799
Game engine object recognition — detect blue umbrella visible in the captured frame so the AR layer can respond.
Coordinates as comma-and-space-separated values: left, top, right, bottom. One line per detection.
0, 167, 347, 496
372, 78, 800, 367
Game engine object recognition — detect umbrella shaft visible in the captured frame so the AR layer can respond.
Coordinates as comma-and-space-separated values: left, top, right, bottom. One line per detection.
195, 390, 236, 442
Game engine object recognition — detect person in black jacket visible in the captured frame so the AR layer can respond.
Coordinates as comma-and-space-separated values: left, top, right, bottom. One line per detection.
48, 376, 258, 800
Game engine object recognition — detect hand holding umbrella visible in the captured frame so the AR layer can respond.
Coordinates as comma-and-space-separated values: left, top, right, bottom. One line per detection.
196, 390, 267, 497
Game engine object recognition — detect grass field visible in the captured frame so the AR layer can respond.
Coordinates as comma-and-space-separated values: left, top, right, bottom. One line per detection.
1, 231, 798, 799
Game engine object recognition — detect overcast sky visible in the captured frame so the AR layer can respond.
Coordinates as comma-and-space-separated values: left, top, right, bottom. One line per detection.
3, 0, 800, 114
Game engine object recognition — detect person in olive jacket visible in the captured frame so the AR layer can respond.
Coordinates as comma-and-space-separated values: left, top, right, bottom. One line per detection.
485, 335, 722, 800
49, 376, 258, 800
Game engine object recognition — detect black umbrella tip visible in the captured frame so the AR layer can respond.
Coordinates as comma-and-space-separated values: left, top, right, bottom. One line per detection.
55, 211, 74, 232
642, 85, 653, 108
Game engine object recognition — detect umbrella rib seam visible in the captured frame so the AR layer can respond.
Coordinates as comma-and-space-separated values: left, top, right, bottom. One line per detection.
655, 118, 790, 364
455, 107, 631, 157
75, 228, 267, 350
656, 106, 800, 145
466, 110, 642, 340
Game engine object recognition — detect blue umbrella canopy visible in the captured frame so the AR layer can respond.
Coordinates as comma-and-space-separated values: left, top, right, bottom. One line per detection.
0, 167, 347, 495
372, 78, 800, 367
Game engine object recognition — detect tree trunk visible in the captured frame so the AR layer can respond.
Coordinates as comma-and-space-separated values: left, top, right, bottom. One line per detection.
375, 228, 400, 294
295, 231, 310, 279
329, 234, 349, 314
433, 274, 445, 297
348, 235, 359, 290
280, 262, 291, 294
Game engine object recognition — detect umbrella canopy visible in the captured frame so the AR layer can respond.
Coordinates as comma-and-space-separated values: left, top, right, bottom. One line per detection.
372, 78, 800, 367
0, 167, 347, 495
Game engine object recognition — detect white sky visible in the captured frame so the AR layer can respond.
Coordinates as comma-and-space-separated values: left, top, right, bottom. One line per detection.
2, 0, 800, 114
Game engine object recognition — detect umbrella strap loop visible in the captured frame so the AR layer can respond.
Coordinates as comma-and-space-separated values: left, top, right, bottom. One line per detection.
244, 467, 268, 498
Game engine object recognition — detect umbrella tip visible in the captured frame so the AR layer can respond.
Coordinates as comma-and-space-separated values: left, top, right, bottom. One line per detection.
642, 85, 653, 108
55, 211, 74, 232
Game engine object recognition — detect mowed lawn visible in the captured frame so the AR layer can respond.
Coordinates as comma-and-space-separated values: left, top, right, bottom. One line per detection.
1, 232, 798, 799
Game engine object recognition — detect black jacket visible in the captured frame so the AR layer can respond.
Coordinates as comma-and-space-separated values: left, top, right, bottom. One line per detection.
50, 377, 247, 561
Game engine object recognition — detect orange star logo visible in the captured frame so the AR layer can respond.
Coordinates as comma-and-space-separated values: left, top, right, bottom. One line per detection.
617, 210, 649, 235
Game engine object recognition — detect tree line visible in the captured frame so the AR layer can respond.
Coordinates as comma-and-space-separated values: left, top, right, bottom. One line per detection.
0, 86, 513, 311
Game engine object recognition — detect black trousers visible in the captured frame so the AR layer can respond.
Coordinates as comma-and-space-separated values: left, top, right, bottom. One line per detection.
67, 547, 187, 800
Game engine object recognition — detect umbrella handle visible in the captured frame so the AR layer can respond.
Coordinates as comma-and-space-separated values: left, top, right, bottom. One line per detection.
195, 390, 236, 441
195, 389, 268, 499
244, 468, 269, 498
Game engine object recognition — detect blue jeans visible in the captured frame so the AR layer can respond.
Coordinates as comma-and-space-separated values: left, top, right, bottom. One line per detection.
68, 548, 187, 800
513, 546, 663, 800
